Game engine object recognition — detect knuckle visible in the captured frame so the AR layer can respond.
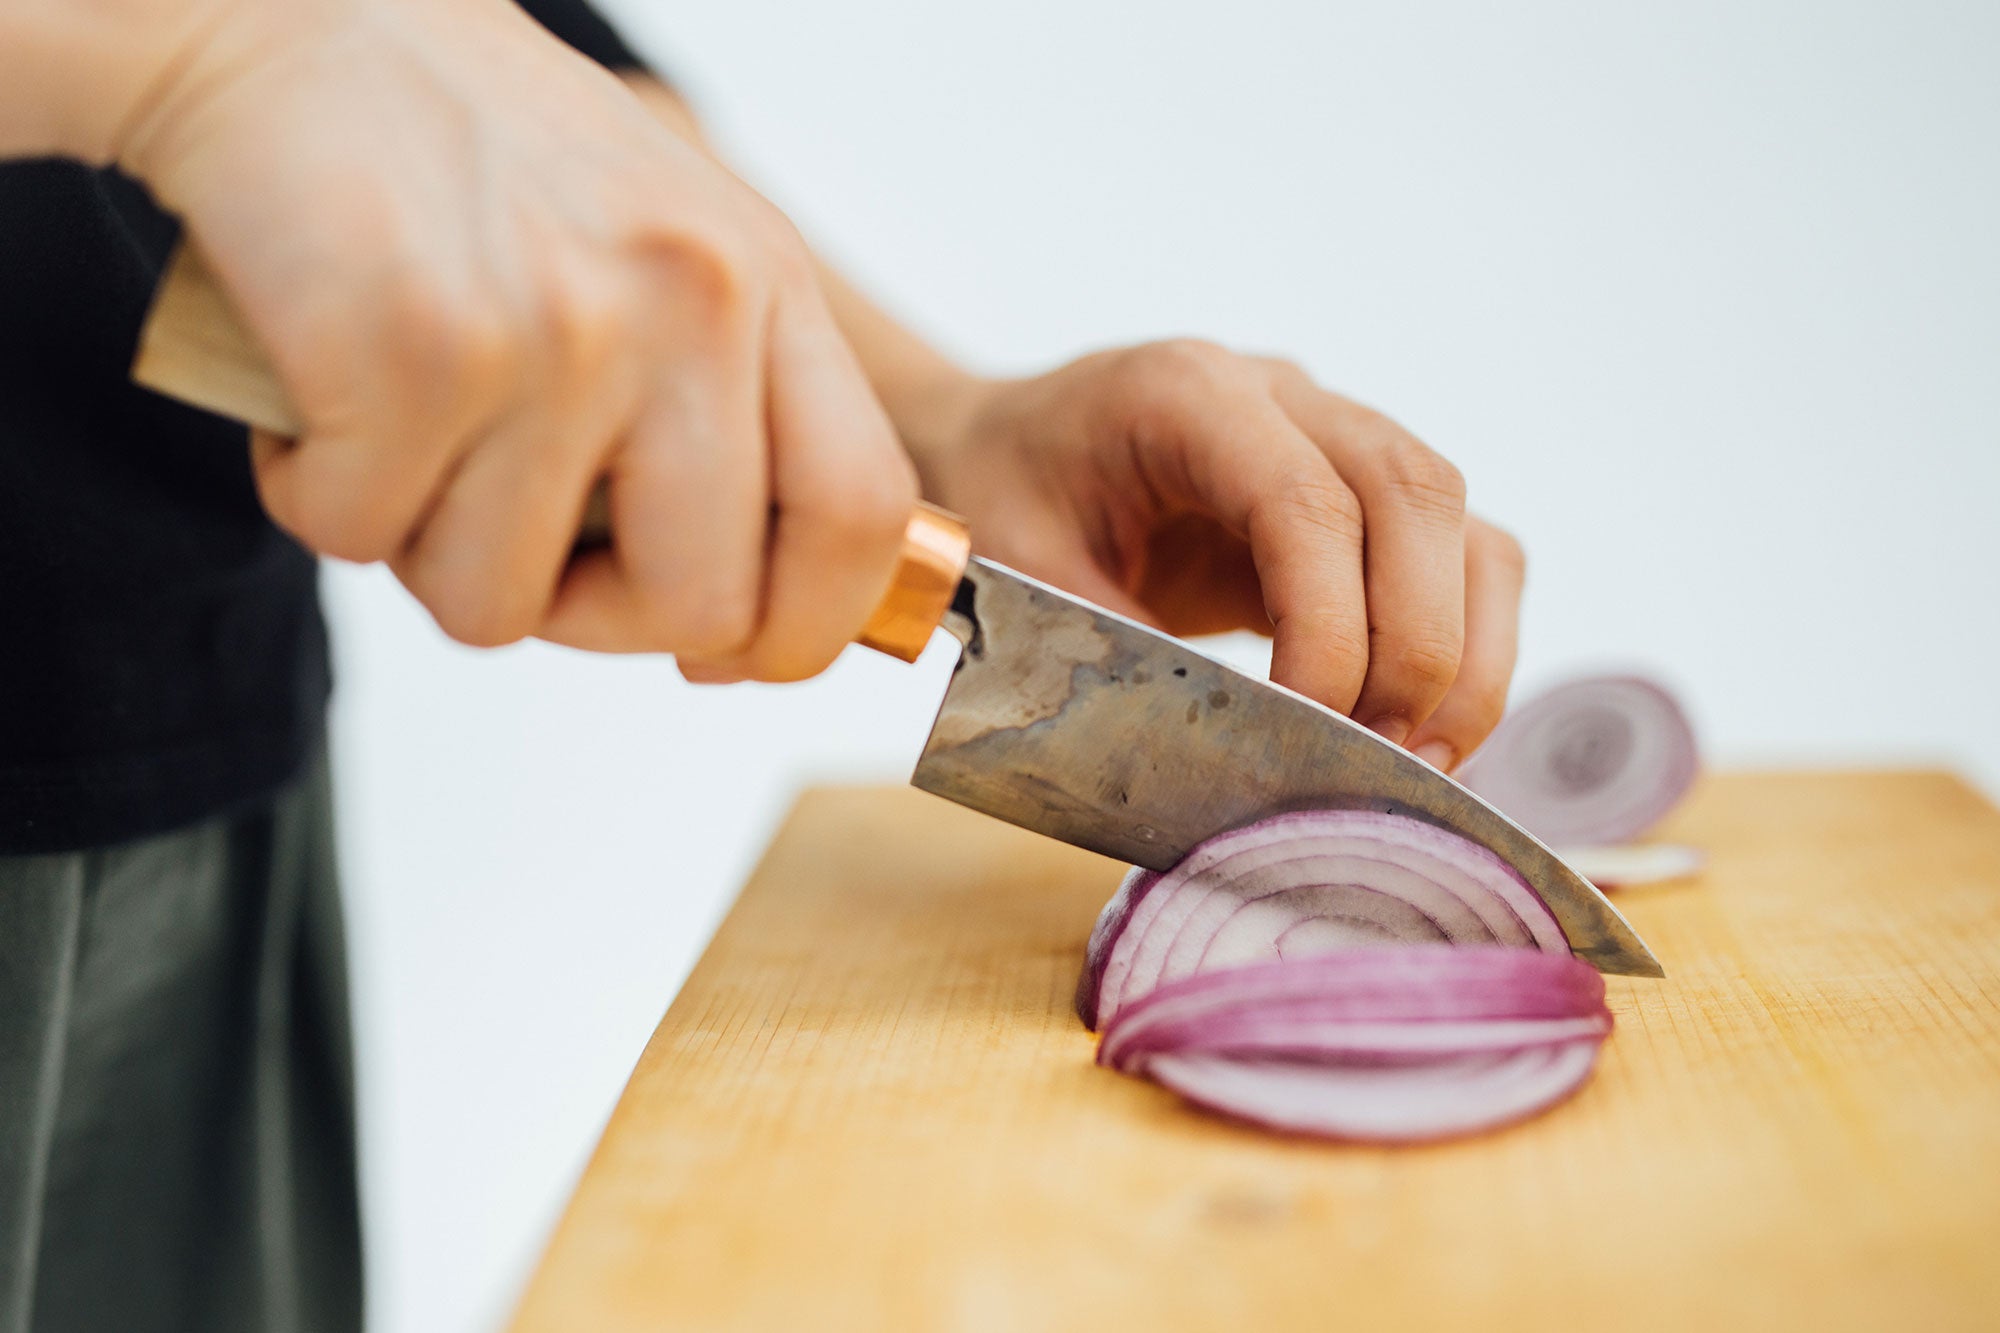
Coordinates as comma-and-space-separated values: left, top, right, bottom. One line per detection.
1276, 607, 1371, 701
1482, 523, 1528, 580
1259, 355, 1312, 391
1386, 631, 1463, 697
386, 278, 517, 394
755, 212, 818, 293
1374, 434, 1467, 513
644, 226, 754, 322
1266, 474, 1364, 547
541, 273, 631, 371
1117, 338, 1240, 403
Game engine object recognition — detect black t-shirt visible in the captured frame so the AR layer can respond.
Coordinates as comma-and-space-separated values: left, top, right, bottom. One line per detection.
0, 0, 646, 853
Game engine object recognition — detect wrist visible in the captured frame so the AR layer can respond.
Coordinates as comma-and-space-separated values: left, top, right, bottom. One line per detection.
875, 362, 997, 501
0, 0, 242, 164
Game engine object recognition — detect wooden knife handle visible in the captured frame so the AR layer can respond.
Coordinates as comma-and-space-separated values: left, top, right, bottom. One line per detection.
131, 244, 971, 663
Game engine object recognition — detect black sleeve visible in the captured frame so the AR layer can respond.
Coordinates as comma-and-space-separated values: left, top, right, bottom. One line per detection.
514, 0, 652, 74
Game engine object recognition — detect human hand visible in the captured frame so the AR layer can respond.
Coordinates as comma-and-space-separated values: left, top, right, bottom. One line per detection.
103, 0, 916, 680
897, 343, 1525, 771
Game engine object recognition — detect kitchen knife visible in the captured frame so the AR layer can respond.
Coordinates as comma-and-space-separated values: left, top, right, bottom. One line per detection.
134, 245, 1663, 978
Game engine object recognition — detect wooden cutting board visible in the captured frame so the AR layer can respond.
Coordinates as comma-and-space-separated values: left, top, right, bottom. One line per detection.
509, 771, 2000, 1332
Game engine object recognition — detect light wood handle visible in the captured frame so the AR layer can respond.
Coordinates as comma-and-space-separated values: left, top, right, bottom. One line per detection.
132, 245, 970, 662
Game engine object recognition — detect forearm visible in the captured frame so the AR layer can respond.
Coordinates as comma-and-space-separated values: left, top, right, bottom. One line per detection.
0, 0, 227, 162
621, 74, 986, 484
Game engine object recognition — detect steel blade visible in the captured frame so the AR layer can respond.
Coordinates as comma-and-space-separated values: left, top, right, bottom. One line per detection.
911, 558, 1663, 978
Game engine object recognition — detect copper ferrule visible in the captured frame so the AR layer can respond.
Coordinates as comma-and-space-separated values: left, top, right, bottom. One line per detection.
856, 502, 972, 662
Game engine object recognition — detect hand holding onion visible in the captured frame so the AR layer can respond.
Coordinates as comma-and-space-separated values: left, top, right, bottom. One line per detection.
897, 345, 1526, 771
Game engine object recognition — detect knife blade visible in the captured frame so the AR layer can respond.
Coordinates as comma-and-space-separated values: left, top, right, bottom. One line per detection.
912, 557, 1664, 978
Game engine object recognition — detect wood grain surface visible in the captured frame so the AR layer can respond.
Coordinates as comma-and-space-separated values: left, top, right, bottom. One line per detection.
510, 771, 2000, 1332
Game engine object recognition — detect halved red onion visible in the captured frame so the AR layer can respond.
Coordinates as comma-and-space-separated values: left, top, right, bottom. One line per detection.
1079, 810, 1569, 1032
1457, 675, 1698, 847
1078, 812, 1622, 1142
1096, 950, 1612, 1142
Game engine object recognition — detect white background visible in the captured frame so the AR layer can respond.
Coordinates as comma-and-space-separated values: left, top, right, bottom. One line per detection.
325, 3, 2000, 1328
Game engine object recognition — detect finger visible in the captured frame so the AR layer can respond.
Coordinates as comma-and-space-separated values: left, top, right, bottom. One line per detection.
1119, 347, 1369, 712
252, 425, 456, 566
1271, 370, 1467, 744
1406, 517, 1526, 772
250, 274, 518, 565
391, 274, 642, 647
691, 291, 914, 683
389, 401, 619, 648
539, 340, 767, 656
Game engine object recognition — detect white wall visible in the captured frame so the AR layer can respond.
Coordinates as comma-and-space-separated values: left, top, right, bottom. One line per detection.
329, 2, 2000, 1328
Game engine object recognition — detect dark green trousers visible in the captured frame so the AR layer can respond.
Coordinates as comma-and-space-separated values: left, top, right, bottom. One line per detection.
0, 745, 362, 1333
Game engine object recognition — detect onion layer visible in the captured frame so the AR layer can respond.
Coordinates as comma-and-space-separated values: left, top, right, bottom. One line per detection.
1096, 950, 1613, 1143
1457, 675, 1698, 847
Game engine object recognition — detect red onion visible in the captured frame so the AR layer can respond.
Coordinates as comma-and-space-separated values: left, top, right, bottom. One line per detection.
1079, 809, 1569, 1032
1457, 675, 1699, 847
1079, 812, 1617, 1142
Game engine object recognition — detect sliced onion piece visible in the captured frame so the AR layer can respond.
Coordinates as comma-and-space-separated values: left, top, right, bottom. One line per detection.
1145, 1041, 1603, 1142
1081, 810, 1569, 1031
1458, 674, 1699, 847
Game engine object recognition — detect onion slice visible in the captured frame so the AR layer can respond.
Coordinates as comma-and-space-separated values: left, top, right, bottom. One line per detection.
1145, 1042, 1604, 1142
1457, 675, 1699, 847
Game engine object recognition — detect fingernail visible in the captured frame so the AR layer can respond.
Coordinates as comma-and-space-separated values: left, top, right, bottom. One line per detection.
1413, 740, 1457, 772
1364, 715, 1411, 747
